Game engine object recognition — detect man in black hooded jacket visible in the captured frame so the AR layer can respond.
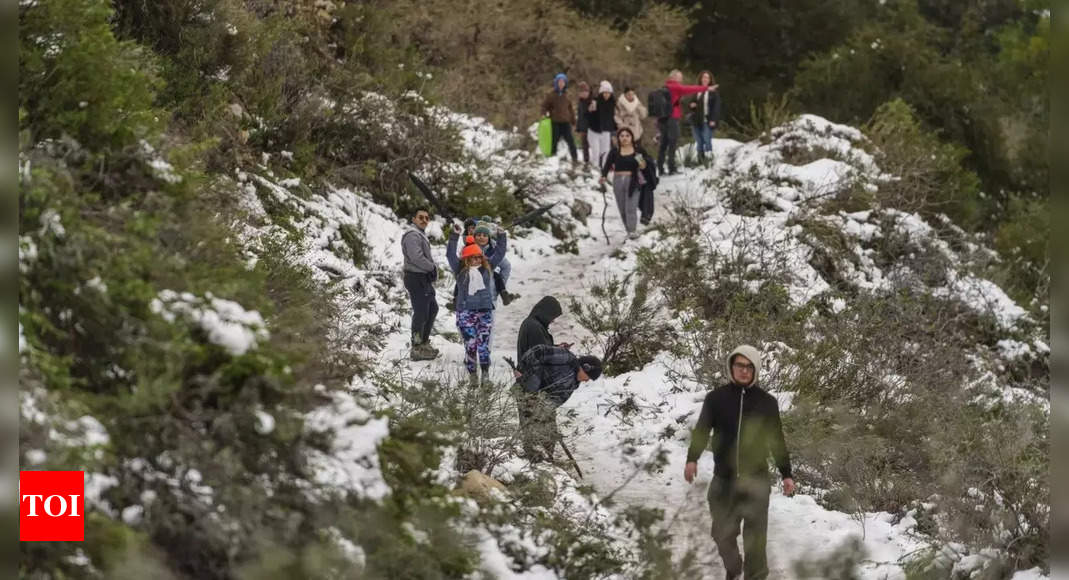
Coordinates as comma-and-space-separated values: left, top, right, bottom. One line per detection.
684, 344, 794, 580
516, 296, 571, 362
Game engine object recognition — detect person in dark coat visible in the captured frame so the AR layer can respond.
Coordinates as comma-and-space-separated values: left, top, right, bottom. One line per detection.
684, 344, 795, 580
587, 80, 617, 171
516, 296, 570, 361
576, 81, 592, 167
542, 73, 579, 162
514, 344, 602, 461
682, 70, 721, 165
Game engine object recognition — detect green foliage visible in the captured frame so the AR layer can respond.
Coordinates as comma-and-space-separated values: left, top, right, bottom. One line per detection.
993, 195, 1049, 304
568, 272, 678, 376
20, 0, 165, 151
793, 536, 867, 579
722, 93, 796, 143
865, 98, 982, 226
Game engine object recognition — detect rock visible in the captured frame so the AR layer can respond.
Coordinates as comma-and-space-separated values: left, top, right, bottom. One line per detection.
452, 470, 505, 502
571, 199, 592, 222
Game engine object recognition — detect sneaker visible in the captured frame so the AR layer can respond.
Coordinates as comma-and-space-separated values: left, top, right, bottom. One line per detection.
627, 232, 640, 240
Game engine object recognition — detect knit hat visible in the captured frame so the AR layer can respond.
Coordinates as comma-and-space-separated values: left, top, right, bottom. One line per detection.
474, 223, 492, 237
577, 355, 603, 381
599, 80, 613, 94
464, 217, 478, 231
461, 242, 483, 260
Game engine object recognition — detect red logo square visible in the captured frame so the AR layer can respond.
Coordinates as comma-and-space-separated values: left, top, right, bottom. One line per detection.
20, 471, 85, 541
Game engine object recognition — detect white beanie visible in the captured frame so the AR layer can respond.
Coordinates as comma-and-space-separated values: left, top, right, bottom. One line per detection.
599, 80, 613, 94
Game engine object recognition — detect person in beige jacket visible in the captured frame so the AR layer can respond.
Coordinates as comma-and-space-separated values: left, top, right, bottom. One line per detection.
614, 87, 648, 144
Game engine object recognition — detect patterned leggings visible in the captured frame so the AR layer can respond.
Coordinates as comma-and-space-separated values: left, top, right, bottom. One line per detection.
457, 310, 494, 373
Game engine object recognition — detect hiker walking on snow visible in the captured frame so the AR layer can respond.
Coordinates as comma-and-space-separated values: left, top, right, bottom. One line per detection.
652, 69, 713, 175
599, 127, 653, 239
684, 345, 794, 580
682, 70, 721, 166
517, 296, 572, 362
401, 207, 440, 361
586, 80, 617, 171
542, 73, 579, 163
614, 86, 648, 145
514, 344, 602, 462
576, 81, 593, 167
447, 227, 505, 380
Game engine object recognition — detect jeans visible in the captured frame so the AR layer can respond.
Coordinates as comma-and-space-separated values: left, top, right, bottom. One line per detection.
692, 123, 713, 154
551, 122, 578, 161
657, 118, 681, 172
403, 271, 438, 343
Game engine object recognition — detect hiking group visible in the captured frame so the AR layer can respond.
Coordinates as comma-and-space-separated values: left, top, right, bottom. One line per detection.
401, 67, 792, 579
543, 69, 721, 238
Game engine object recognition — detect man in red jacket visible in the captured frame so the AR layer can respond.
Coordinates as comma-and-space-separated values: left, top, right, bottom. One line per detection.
658, 69, 711, 175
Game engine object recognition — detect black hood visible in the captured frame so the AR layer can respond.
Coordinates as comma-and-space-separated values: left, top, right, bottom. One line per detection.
529, 296, 562, 326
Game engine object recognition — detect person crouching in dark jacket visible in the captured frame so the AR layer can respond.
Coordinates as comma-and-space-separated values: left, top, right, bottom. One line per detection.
516, 296, 571, 362
514, 345, 602, 462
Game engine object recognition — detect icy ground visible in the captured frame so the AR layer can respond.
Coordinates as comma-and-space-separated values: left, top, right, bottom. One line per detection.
233, 111, 1046, 579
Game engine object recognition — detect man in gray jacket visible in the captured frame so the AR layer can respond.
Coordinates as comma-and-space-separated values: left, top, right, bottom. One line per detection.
401, 208, 439, 360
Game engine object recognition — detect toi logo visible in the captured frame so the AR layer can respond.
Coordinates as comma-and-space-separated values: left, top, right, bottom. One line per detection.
20, 471, 85, 541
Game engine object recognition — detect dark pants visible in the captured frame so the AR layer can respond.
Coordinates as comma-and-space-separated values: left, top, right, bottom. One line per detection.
577, 131, 590, 163
657, 118, 681, 173
551, 122, 578, 161
708, 476, 771, 580
516, 392, 559, 460
639, 184, 655, 225
403, 271, 438, 343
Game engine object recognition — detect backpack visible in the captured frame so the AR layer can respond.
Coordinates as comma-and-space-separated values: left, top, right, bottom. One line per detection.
647, 87, 672, 120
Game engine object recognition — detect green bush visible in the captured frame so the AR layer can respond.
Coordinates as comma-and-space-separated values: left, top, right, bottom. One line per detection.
864, 98, 982, 226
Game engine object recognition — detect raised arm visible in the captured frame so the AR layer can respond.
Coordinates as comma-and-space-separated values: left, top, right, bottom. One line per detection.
488, 231, 507, 267
446, 232, 461, 273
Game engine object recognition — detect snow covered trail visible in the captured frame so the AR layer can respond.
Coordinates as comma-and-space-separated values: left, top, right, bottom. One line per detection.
377, 155, 920, 578
365, 126, 1044, 578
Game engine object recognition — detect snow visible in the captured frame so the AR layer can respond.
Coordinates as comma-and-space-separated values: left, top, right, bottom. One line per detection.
151, 290, 269, 355
305, 389, 392, 501
39, 208, 65, 237
207, 106, 1045, 577
254, 409, 276, 434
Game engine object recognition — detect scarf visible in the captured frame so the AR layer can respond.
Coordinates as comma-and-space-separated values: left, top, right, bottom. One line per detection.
618, 96, 641, 115
467, 267, 485, 296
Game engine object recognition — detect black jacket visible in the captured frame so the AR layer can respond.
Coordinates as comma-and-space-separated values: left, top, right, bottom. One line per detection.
517, 296, 562, 361
686, 382, 792, 481
518, 345, 580, 407
602, 146, 655, 196
577, 97, 592, 132
588, 94, 617, 133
